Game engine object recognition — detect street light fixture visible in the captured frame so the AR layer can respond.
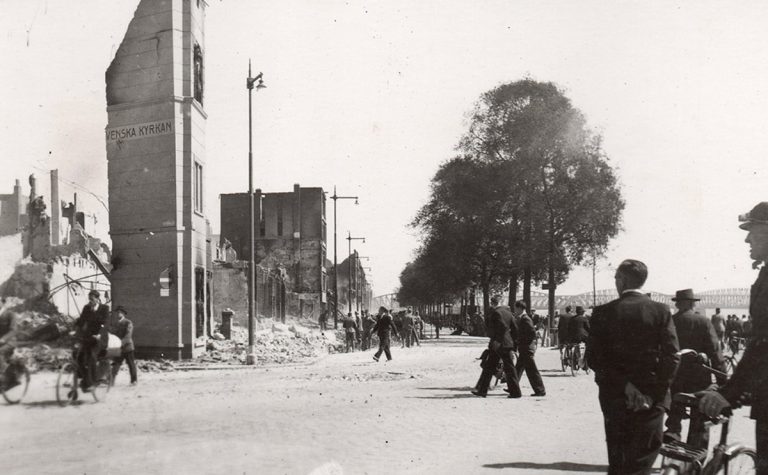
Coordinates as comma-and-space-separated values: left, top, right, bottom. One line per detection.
346, 231, 365, 314
246, 61, 265, 366
329, 187, 358, 327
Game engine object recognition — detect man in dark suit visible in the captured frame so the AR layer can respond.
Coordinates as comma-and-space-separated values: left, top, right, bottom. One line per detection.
587, 259, 680, 475
699, 202, 768, 474
513, 300, 546, 396
558, 305, 574, 349
664, 289, 725, 448
472, 295, 521, 398
74, 289, 110, 391
569, 306, 591, 370
372, 307, 399, 362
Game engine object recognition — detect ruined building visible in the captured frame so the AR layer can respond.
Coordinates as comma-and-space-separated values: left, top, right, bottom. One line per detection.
105, 0, 210, 359
218, 185, 327, 320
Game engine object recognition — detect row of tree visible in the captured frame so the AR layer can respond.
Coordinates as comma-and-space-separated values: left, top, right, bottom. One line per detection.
397, 79, 625, 316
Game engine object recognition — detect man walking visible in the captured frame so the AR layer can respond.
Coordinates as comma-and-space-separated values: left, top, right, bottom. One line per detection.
472, 295, 521, 398
372, 307, 398, 362
342, 312, 358, 352
587, 259, 680, 475
711, 307, 726, 350
663, 289, 724, 448
110, 306, 138, 386
699, 202, 768, 474
513, 300, 546, 397
401, 308, 414, 348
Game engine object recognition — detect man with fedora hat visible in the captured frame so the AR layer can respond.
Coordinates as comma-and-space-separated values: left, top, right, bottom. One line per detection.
110, 306, 137, 385
664, 288, 725, 448
699, 202, 768, 473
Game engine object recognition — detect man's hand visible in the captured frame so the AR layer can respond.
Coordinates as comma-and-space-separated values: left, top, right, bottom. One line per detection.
698, 390, 731, 418
625, 382, 653, 411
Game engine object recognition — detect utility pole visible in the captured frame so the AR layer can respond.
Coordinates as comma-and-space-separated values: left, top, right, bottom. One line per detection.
346, 231, 365, 314
245, 62, 265, 365
330, 188, 358, 327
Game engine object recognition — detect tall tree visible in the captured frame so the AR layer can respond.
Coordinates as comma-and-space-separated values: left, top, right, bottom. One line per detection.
460, 79, 624, 319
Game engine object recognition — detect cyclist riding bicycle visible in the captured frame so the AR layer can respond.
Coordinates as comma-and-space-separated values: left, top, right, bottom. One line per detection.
73, 290, 109, 391
568, 306, 590, 370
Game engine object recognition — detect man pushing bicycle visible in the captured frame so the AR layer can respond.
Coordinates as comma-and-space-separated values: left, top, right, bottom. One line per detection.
699, 202, 768, 474
73, 290, 109, 391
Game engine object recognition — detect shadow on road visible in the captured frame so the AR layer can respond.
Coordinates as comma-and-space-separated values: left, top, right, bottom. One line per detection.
408, 394, 508, 399
483, 461, 607, 472
416, 386, 474, 392
23, 400, 84, 408
542, 373, 581, 378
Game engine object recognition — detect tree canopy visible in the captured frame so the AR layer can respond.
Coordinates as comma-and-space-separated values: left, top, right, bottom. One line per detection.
399, 79, 624, 313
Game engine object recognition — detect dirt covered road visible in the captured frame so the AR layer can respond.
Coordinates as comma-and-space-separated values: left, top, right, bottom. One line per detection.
1, 335, 756, 474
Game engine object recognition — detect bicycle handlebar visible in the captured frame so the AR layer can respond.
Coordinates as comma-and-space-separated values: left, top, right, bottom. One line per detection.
672, 392, 733, 420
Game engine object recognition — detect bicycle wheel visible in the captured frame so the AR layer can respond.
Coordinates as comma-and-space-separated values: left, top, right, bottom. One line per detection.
56, 362, 78, 406
723, 447, 757, 475
570, 347, 578, 376
2, 361, 30, 404
91, 360, 113, 403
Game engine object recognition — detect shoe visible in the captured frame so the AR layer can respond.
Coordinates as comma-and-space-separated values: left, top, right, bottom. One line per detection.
373, 356, 379, 362
531, 392, 546, 397
67, 389, 78, 401
471, 390, 487, 398
503, 389, 522, 398
130, 381, 138, 386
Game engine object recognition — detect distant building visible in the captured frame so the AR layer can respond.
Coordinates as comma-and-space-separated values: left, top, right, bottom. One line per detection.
0, 180, 27, 236
219, 184, 327, 317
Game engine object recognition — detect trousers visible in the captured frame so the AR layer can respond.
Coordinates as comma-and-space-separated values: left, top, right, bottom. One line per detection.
600, 395, 664, 475
111, 350, 137, 384
515, 348, 546, 395
374, 334, 392, 360
476, 346, 520, 397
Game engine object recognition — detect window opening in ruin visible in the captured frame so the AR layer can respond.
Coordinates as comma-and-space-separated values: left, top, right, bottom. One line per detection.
193, 44, 204, 105
195, 267, 205, 338
194, 161, 203, 214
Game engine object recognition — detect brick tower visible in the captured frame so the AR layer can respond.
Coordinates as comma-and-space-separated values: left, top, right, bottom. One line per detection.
105, 0, 209, 359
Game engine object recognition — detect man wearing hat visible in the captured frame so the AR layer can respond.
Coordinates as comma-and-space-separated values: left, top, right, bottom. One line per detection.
110, 306, 137, 385
700, 202, 768, 473
664, 289, 725, 448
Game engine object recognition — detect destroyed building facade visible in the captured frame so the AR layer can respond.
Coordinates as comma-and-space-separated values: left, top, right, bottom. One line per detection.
219, 185, 327, 319
105, 0, 210, 359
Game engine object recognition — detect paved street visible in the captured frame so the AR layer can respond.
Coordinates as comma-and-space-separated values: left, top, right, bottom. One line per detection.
1, 335, 756, 475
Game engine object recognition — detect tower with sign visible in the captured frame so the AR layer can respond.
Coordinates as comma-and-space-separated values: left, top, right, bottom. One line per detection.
105, 0, 209, 359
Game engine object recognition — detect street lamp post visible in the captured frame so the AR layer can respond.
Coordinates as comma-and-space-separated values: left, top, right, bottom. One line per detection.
330, 187, 358, 328
346, 231, 365, 314
246, 61, 265, 366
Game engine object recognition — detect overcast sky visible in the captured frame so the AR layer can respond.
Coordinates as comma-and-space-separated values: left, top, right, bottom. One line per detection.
2, 1, 768, 297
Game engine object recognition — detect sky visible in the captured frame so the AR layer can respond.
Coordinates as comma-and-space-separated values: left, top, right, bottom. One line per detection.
2, 0, 768, 297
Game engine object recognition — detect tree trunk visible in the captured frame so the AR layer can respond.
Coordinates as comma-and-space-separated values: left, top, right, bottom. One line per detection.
523, 266, 532, 313
508, 272, 518, 307
482, 281, 491, 315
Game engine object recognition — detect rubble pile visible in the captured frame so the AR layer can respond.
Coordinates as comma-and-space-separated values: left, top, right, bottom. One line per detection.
197, 319, 337, 365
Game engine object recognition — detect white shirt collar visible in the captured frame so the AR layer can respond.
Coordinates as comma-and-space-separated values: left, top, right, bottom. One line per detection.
621, 288, 644, 295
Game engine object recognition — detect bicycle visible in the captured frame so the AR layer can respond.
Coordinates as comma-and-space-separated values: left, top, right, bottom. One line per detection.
570, 342, 589, 376
56, 343, 113, 406
1, 352, 30, 404
659, 350, 756, 474
560, 343, 573, 372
